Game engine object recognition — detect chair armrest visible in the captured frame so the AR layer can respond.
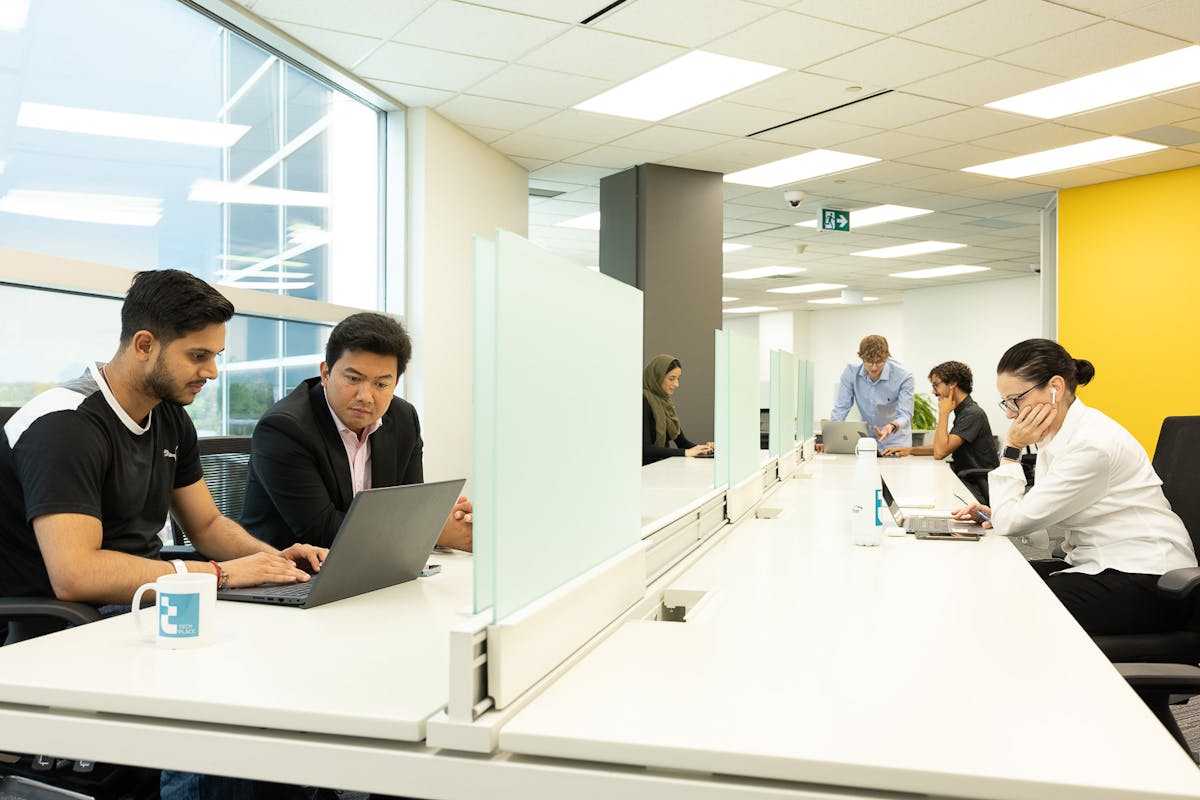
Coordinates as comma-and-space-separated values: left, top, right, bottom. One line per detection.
1116, 662, 1200, 693
0, 597, 101, 627
1158, 567, 1200, 599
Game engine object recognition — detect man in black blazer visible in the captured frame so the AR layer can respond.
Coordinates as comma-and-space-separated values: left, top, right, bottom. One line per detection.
241, 313, 471, 551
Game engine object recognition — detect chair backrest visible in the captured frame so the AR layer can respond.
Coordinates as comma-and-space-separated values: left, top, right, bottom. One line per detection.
0, 406, 18, 428
172, 436, 252, 546
1152, 416, 1200, 554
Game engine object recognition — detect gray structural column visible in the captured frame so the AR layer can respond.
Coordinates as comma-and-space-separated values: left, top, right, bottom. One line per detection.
600, 164, 723, 440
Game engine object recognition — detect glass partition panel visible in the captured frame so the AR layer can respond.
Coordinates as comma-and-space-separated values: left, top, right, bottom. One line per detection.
770, 350, 795, 454
472, 237, 497, 614
712, 330, 729, 489
726, 330, 761, 487
474, 230, 642, 621
798, 359, 816, 441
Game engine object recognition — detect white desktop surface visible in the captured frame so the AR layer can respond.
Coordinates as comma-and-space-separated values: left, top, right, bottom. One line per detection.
0, 550, 473, 742
502, 457, 1200, 800
641, 456, 721, 532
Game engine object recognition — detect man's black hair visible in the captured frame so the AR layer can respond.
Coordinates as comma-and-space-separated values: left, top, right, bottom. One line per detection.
325, 313, 413, 376
120, 269, 235, 345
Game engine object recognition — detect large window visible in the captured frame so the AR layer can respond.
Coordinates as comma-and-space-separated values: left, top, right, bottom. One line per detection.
0, 0, 387, 432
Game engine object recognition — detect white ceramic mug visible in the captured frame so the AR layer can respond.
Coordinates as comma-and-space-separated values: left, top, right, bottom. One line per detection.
132, 572, 217, 649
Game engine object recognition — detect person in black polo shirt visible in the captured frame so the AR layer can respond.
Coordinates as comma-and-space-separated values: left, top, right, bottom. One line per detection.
0, 269, 327, 609
882, 360, 999, 502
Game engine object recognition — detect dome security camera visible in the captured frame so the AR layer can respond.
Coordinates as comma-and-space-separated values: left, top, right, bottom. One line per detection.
784, 190, 806, 208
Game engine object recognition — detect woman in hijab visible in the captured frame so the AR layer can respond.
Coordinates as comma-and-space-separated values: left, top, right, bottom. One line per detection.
643, 354, 713, 466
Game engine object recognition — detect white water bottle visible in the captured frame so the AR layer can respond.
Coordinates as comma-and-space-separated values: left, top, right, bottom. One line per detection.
851, 438, 884, 546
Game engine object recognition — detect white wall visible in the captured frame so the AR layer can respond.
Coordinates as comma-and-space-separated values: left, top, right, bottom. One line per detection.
808, 302, 905, 424
903, 275, 1041, 438
405, 108, 529, 486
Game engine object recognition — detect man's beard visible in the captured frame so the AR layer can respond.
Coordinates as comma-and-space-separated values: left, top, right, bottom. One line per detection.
144, 355, 195, 405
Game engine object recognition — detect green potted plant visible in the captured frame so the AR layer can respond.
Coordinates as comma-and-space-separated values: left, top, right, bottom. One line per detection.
912, 393, 936, 445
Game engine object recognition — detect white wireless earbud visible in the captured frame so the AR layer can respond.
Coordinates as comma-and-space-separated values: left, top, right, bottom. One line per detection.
1051, 387, 1057, 404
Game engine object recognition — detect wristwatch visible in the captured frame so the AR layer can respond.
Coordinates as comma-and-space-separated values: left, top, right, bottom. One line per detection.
1002, 445, 1022, 462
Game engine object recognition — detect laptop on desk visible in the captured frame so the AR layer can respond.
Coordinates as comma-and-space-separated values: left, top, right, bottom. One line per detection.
219, 478, 465, 609
880, 478, 983, 536
820, 420, 869, 454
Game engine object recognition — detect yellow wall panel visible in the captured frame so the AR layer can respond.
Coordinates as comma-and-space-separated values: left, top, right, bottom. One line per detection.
1058, 165, 1200, 454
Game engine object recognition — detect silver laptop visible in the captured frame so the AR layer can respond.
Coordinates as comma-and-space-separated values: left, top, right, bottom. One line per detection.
820, 420, 870, 454
880, 478, 982, 535
219, 478, 465, 608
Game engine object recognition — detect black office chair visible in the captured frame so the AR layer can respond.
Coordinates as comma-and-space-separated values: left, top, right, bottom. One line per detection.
170, 436, 253, 545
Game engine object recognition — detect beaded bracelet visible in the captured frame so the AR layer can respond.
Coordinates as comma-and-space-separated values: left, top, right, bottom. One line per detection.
209, 560, 229, 590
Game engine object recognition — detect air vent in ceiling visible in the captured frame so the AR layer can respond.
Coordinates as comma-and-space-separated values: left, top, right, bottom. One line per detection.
528, 187, 566, 198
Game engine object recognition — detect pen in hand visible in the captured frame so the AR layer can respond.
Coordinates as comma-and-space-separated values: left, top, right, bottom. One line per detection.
954, 493, 991, 522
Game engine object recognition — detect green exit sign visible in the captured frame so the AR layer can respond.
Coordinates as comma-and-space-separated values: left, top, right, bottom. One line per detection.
820, 209, 850, 232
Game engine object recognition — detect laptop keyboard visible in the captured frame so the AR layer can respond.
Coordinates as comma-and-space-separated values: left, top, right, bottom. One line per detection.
253, 582, 312, 598
908, 517, 958, 533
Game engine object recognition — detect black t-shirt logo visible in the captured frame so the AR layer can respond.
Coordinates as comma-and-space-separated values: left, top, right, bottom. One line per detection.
162, 446, 178, 461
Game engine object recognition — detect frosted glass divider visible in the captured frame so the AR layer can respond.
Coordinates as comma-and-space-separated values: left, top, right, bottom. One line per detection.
728, 329, 761, 489
771, 350, 796, 454
474, 230, 643, 622
472, 236, 497, 615
769, 350, 781, 457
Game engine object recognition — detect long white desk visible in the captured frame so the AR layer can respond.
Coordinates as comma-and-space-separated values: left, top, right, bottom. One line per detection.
1, 457, 1198, 800
501, 456, 1200, 800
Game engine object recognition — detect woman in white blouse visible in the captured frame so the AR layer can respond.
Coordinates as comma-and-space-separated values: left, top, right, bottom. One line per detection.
954, 338, 1196, 635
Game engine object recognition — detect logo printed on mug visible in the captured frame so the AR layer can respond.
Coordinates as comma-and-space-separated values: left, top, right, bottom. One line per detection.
160, 594, 201, 637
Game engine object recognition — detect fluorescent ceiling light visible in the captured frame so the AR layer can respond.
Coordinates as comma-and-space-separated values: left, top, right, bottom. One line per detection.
724, 149, 879, 188
891, 265, 991, 279
722, 296, 740, 302
767, 282, 848, 294
962, 136, 1163, 179
18, 102, 249, 147
797, 204, 933, 229
724, 266, 806, 280
724, 305, 777, 314
0, 0, 30, 31
987, 46, 1200, 119
189, 180, 331, 208
0, 189, 162, 226
722, 242, 751, 253
809, 296, 878, 304
288, 226, 332, 246
574, 51, 785, 122
557, 211, 600, 230
853, 241, 965, 258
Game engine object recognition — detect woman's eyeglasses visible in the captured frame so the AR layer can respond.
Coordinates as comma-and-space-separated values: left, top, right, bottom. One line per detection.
997, 384, 1041, 414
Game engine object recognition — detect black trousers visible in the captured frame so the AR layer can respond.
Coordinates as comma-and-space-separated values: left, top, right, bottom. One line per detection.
1029, 559, 1187, 635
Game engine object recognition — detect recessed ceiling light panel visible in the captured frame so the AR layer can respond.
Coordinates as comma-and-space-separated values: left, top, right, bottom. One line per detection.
852, 241, 966, 258
962, 136, 1164, 179
724, 150, 879, 188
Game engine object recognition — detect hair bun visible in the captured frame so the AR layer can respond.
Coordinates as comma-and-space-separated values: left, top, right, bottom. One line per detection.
1074, 359, 1096, 386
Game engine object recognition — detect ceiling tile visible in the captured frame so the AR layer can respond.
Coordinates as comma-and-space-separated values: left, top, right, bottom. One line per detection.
972, 123, 1099, 154
1117, 0, 1200, 42
900, 171, 1004, 193
1053, 0, 1155, 13
901, 142, 1017, 170
518, 110, 650, 144
898, 107, 1033, 142
467, 65, 610, 106
997, 21, 1184, 79
368, 80, 457, 107
436, 94, 557, 130
518, 28, 685, 82
904, 0, 1101, 58
903, 59, 1062, 106
789, 0, 981, 34
753, 116, 883, 148
273, 22, 382, 70
731, 71, 883, 115
954, 182, 1056, 202
357, 43, 503, 92
530, 163, 622, 184
611, 125, 734, 155
1159, 85, 1200, 111
824, 92, 965, 129
393, 1, 567, 61
665, 101, 800, 136
684, 137, 806, 170
491, 131, 594, 161
252, 0, 431, 38
1098, 147, 1200, 174
1020, 165, 1129, 188
459, 124, 511, 144
845, 130, 960, 159
1062, 97, 1197, 135
842, 161, 942, 184
706, 11, 883, 70
810, 38, 978, 86
455, 0, 603, 23
569, 144, 677, 169
595, 0, 774, 48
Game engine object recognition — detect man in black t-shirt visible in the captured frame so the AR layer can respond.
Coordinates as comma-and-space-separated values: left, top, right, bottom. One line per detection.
0, 269, 327, 607
882, 360, 999, 502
